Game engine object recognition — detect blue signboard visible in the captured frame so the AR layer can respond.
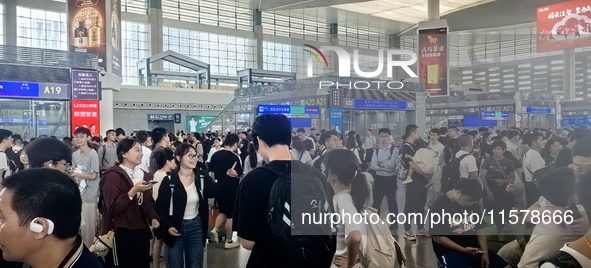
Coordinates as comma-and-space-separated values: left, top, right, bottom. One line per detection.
525, 107, 553, 114
0, 81, 70, 99
257, 105, 320, 128
353, 99, 408, 110
329, 108, 343, 134
258, 105, 291, 114
562, 117, 588, 126
481, 111, 508, 120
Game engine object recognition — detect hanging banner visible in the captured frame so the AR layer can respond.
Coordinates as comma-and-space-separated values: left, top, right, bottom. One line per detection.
418, 27, 448, 96
71, 100, 100, 137
68, 0, 107, 70
110, 0, 122, 76
329, 108, 343, 134
537, 1, 591, 52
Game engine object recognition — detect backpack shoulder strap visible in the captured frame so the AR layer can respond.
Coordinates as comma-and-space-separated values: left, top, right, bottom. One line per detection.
457, 153, 470, 161
101, 145, 107, 165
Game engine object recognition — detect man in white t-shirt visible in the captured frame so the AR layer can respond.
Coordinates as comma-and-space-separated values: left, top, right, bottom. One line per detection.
136, 130, 152, 173
455, 134, 478, 180
523, 132, 546, 207
504, 130, 521, 160
0, 129, 13, 181
428, 128, 445, 165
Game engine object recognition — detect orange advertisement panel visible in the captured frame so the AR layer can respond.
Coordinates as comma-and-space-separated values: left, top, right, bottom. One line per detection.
72, 100, 100, 137
418, 27, 448, 96
68, 0, 107, 70
537, 0, 591, 52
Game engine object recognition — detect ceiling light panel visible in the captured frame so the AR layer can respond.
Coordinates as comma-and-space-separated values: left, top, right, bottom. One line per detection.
333, 0, 490, 24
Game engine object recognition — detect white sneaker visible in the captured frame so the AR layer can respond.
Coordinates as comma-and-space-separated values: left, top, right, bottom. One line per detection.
225, 240, 240, 249
210, 228, 219, 244
402, 177, 413, 184
404, 230, 416, 241
417, 229, 431, 237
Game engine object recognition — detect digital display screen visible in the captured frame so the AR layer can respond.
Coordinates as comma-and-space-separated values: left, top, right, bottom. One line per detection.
481, 111, 508, 120
0, 81, 70, 99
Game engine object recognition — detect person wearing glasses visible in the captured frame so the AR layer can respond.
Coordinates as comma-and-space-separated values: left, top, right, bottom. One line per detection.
156, 143, 234, 267
429, 179, 508, 268
25, 137, 73, 172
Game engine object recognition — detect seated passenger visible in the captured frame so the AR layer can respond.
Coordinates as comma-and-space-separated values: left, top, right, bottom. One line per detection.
0, 169, 103, 267
518, 167, 585, 268
497, 236, 529, 268
429, 179, 508, 268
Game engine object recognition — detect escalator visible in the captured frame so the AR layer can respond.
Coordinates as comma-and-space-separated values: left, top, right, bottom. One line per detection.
202, 98, 255, 134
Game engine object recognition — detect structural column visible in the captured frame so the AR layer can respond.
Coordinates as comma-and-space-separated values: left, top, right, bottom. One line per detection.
563, 48, 575, 101
100, 89, 114, 132
329, 23, 339, 74
4, 0, 16, 46
253, 9, 264, 70
149, 0, 164, 71
428, 0, 440, 20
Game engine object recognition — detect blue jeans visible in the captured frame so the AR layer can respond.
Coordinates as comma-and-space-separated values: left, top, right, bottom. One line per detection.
165, 217, 204, 268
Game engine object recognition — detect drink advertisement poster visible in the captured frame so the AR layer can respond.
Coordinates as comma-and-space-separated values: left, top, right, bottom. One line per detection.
329, 108, 343, 134
418, 27, 448, 96
537, 1, 591, 52
71, 100, 100, 137
68, 0, 107, 70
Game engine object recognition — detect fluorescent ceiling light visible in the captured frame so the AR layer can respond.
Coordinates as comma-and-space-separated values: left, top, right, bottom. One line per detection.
333, 0, 493, 24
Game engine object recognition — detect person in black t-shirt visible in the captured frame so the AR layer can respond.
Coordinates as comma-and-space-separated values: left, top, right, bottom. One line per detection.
209, 134, 244, 249
444, 126, 461, 164
238, 131, 249, 166
430, 179, 507, 268
0, 169, 103, 268
236, 114, 333, 268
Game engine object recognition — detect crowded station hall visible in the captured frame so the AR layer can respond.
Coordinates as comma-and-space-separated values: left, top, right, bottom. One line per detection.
2, 0, 591, 267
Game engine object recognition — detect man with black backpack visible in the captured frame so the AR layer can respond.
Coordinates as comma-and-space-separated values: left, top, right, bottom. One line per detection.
235, 114, 334, 268
441, 135, 479, 193
96, 129, 118, 172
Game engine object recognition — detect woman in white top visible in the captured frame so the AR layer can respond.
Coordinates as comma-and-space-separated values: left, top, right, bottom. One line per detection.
290, 136, 312, 163
345, 135, 362, 164
243, 142, 264, 175
324, 149, 369, 268
206, 138, 222, 163
150, 148, 176, 268
156, 143, 233, 268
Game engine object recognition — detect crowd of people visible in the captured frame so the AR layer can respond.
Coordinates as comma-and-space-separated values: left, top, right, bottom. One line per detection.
0, 120, 591, 268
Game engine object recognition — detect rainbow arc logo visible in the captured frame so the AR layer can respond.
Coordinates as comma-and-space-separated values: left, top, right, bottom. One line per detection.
303, 44, 328, 68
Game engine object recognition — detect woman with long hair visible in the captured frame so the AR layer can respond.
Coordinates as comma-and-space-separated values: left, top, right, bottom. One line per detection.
156, 143, 233, 267
244, 142, 263, 175
324, 149, 369, 268
151, 148, 176, 268
541, 137, 562, 166
99, 139, 160, 268
291, 136, 312, 163
345, 135, 361, 163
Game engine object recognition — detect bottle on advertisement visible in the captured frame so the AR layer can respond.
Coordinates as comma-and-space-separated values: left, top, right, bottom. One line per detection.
74, 21, 88, 46
88, 17, 101, 47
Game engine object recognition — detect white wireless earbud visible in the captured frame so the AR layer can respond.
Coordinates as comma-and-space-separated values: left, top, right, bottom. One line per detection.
30, 217, 54, 235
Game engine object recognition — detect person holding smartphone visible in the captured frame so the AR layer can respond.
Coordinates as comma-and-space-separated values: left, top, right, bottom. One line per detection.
208, 134, 243, 249
429, 179, 508, 267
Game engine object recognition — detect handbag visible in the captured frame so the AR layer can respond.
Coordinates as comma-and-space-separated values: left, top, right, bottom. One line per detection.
89, 230, 115, 258
493, 157, 514, 192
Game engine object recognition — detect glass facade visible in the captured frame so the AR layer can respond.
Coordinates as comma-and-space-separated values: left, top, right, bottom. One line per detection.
162, 26, 255, 76
122, 21, 150, 85
16, 6, 67, 51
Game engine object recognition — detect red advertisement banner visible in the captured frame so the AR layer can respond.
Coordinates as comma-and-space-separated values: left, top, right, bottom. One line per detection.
537, 0, 591, 52
418, 27, 448, 96
71, 100, 100, 137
